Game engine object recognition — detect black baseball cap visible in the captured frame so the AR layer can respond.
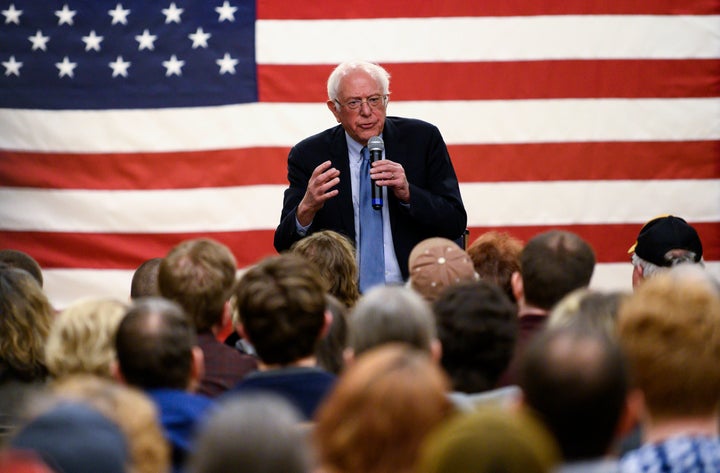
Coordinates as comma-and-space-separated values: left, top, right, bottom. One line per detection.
628, 215, 703, 267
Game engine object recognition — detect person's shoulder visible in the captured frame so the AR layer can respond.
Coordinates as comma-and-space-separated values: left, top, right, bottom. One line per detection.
293, 123, 345, 151
386, 116, 439, 133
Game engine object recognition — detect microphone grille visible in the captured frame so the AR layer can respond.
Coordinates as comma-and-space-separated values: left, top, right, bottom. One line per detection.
368, 136, 384, 152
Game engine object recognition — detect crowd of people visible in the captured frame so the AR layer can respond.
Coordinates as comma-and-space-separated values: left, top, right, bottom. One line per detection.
0, 57, 717, 473
0, 212, 716, 473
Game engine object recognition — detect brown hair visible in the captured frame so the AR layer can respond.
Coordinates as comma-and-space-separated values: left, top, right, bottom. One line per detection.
315, 344, 453, 473
290, 230, 360, 308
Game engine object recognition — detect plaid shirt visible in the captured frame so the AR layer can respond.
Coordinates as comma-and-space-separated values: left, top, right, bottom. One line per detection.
196, 333, 257, 398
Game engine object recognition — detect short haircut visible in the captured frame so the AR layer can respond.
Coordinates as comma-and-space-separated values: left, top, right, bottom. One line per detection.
0, 267, 54, 381
235, 254, 326, 365
618, 267, 720, 418
115, 297, 196, 390
159, 239, 237, 333
315, 344, 451, 473
548, 288, 629, 338
188, 395, 309, 473
432, 281, 518, 393
349, 286, 436, 357
131, 258, 162, 299
315, 294, 349, 375
45, 298, 128, 379
290, 230, 360, 308
518, 327, 629, 460
466, 231, 523, 302
0, 249, 43, 287
520, 230, 596, 310
327, 61, 390, 103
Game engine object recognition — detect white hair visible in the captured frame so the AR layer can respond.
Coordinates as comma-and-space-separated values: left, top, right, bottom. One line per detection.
631, 251, 703, 280
327, 61, 391, 107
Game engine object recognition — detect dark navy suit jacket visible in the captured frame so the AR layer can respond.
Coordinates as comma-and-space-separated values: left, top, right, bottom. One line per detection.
273, 116, 467, 279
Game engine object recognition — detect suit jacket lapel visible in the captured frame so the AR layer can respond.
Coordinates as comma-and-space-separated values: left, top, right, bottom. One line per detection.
329, 126, 356, 240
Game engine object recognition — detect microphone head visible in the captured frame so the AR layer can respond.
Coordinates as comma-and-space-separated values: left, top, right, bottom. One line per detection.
368, 135, 384, 152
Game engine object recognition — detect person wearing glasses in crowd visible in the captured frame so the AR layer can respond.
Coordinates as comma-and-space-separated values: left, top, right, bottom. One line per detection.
274, 61, 466, 294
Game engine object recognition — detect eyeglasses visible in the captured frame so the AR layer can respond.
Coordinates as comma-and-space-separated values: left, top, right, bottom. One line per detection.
334, 95, 388, 111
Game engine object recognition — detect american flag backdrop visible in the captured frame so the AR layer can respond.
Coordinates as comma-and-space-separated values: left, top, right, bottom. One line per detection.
0, 0, 719, 308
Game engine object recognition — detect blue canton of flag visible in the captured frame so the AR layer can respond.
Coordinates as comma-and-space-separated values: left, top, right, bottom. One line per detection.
0, 0, 257, 109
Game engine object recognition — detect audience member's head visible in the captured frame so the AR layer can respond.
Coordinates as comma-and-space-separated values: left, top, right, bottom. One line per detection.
418, 407, 559, 473
315, 294, 349, 375
115, 297, 201, 391
408, 237, 478, 302
45, 298, 128, 380
315, 344, 452, 473
0, 250, 43, 288
432, 281, 518, 393
188, 394, 309, 473
53, 375, 170, 473
628, 215, 704, 288
518, 327, 630, 461
617, 266, 720, 420
466, 231, 523, 302
0, 267, 54, 381
348, 285, 439, 360
547, 288, 629, 338
130, 257, 162, 299
159, 238, 237, 333
10, 402, 129, 473
514, 230, 595, 311
290, 230, 360, 308
235, 254, 327, 366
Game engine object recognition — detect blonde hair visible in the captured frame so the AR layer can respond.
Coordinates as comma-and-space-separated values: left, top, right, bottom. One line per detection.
53, 375, 170, 473
45, 298, 128, 379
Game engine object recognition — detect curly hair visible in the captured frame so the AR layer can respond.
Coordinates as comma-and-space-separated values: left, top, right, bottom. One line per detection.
0, 267, 54, 381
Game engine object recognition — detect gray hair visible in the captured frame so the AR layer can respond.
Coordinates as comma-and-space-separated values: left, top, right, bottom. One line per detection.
631, 250, 703, 279
327, 61, 391, 107
349, 285, 436, 356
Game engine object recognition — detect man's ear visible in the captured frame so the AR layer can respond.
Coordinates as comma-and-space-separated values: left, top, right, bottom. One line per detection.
318, 309, 333, 340
111, 360, 126, 384
511, 271, 524, 305
430, 339, 442, 364
616, 388, 645, 439
188, 346, 205, 393
327, 100, 341, 123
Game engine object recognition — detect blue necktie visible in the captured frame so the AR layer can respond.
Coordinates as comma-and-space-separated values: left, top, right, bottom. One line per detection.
359, 146, 385, 293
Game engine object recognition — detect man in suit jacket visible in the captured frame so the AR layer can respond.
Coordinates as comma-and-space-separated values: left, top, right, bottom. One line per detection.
274, 61, 466, 290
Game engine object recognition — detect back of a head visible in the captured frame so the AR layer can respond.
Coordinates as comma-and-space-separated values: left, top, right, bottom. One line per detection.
432, 281, 518, 393
0, 250, 43, 288
188, 395, 309, 473
520, 230, 596, 310
418, 407, 559, 473
0, 267, 54, 381
315, 344, 452, 473
349, 285, 436, 357
548, 289, 628, 338
467, 231, 523, 302
518, 327, 628, 461
408, 237, 478, 303
131, 258, 162, 300
617, 266, 720, 419
290, 230, 360, 308
45, 298, 128, 379
159, 238, 237, 332
53, 375, 170, 473
10, 402, 129, 473
115, 297, 196, 390
235, 254, 326, 365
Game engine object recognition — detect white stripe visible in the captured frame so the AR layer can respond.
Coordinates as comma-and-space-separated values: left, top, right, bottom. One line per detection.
2, 180, 718, 232
256, 16, 720, 64
38, 263, 720, 310
1, 98, 718, 152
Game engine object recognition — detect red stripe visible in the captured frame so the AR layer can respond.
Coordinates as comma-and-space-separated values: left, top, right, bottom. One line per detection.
259, 60, 720, 103
257, 0, 720, 19
2, 141, 717, 190
3, 222, 718, 270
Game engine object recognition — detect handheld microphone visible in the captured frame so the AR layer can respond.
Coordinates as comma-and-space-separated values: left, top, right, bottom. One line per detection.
368, 135, 384, 210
